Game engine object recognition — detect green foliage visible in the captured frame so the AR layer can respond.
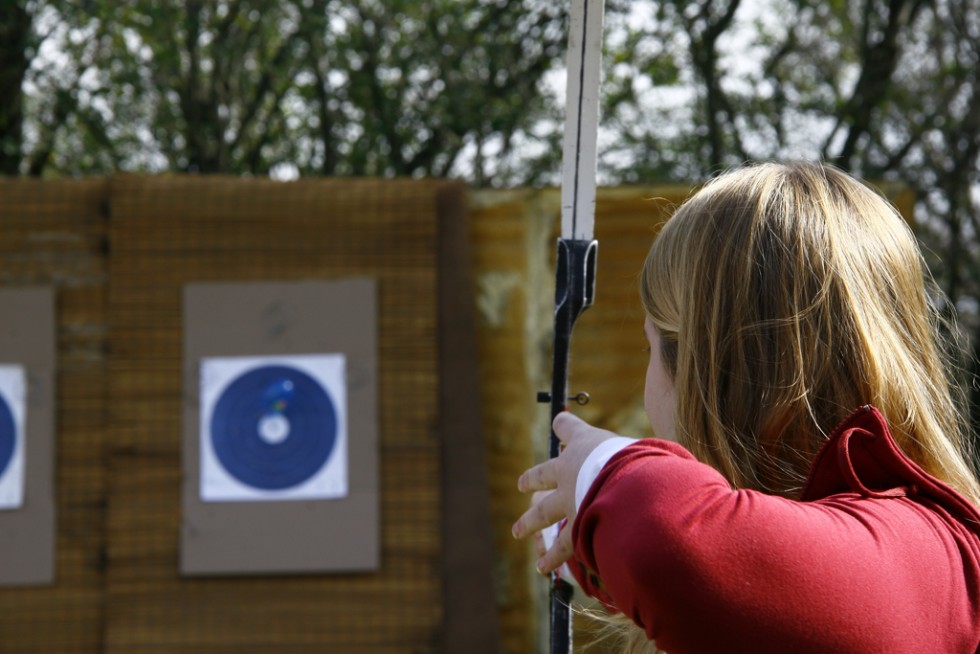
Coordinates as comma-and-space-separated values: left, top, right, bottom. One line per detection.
4, 2, 980, 403
13, 0, 571, 181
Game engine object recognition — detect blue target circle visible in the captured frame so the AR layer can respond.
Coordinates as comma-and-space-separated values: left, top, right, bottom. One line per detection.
209, 364, 338, 490
0, 394, 15, 479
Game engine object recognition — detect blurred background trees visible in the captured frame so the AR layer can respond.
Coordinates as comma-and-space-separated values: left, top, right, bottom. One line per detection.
4, 0, 569, 179
2, 0, 980, 422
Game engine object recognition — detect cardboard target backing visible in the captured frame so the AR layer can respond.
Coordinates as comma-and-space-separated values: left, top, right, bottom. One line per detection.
182, 278, 377, 575
0, 287, 56, 586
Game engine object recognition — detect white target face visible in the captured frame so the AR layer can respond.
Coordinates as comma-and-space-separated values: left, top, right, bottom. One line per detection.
0, 365, 26, 510
198, 354, 348, 502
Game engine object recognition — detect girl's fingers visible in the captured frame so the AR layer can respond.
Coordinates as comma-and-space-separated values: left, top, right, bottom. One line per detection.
519, 413, 592, 493
517, 459, 557, 493
512, 489, 563, 540
533, 530, 547, 558
552, 410, 586, 442
513, 413, 612, 575
537, 528, 575, 575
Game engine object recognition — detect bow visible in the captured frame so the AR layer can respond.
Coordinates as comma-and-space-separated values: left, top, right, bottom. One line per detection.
536, 1, 605, 652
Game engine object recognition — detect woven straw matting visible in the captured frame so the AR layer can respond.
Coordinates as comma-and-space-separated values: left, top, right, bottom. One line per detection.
468, 186, 691, 653
0, 178, 110, 654
104, 175, 451, 654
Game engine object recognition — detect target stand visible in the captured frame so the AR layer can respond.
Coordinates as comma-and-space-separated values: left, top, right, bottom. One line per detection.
181, 279, 377, 576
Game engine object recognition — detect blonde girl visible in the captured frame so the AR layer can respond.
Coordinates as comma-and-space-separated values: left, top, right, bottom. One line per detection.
513, 162, 980, 652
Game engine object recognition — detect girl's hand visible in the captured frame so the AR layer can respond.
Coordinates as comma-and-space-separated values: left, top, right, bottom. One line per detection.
512, 412, 619, 574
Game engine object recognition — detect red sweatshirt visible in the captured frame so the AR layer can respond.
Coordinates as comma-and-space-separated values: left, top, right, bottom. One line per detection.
571, 406, 980, 653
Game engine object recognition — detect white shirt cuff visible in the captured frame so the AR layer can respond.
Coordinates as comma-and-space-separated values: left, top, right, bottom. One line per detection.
575, 437, 637, 510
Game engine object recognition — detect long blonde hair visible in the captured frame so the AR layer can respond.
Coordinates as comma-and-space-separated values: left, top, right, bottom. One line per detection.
593, 161, 980, 654
641, 161, 979, 502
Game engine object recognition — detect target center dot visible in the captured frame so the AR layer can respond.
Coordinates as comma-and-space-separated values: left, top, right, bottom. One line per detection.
257, 414, 290, 444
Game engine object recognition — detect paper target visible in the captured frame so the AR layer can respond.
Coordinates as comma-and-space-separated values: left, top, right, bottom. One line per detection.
199, 354, 347, 502
0, 365, 26, 511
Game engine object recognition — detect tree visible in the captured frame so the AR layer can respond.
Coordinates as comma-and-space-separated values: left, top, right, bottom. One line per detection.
294, 0, 568, 181
15, 0, 570, 181
7, 1, 980, 413
599, 0, 980, 433
0, 1, 32, 175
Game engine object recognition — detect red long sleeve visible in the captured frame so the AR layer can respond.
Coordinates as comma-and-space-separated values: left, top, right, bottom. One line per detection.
570, 408, 980, 653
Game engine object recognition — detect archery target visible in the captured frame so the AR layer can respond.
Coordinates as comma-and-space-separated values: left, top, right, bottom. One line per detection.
0, 365, 26, 511
199, 354, 347, 502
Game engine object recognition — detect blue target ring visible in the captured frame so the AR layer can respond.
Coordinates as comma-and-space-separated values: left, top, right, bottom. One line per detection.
0, 394, 16, 479
209, 364, 338, 490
